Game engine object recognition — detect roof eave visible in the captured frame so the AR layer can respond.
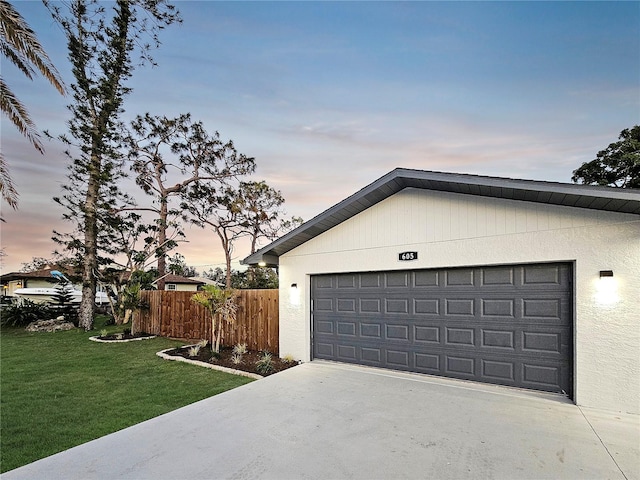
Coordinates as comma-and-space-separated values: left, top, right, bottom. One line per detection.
241, 168, 640, 266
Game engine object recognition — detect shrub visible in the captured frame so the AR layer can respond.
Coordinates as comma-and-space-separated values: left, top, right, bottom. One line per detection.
188, 345, 201, 358
282, 354, 296, 364
230, 352, 243, 365
0, 300, 53, 328
232, 343, 248, 355
191, 286, 237, 354
255, 351, 274, 375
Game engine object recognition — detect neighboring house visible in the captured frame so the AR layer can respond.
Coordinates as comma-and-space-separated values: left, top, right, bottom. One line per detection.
156, 274, 204, 292
1, 269, 203, 301
243, 168, 640, 414
1, 268, 69, 298
1, 267, 110, 304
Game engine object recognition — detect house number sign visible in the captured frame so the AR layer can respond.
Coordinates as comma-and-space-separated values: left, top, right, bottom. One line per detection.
398, 251, 418, 261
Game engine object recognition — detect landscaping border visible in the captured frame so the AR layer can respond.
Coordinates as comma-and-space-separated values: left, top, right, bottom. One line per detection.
156, 348, 263, 380
89, 335, 157, 343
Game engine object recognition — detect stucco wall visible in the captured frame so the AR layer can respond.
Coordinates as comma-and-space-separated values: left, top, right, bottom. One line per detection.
279, 188, 640, 414
166, 284, 200, 292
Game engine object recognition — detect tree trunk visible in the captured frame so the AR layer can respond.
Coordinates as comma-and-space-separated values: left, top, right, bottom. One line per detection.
78, 152, 100, 330
215, 315, 222, 353
157, 196, 168, 290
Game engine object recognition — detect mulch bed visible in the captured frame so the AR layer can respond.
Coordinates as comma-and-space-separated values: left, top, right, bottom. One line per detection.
164, 344, 299, 377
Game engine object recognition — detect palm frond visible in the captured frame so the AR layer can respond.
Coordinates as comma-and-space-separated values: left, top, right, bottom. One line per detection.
0, 0, 65, 94
0, 152, 19, 210
0, 76, 44, 153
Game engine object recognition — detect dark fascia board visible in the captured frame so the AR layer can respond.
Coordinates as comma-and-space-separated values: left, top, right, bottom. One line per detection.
242, 168, 640, 266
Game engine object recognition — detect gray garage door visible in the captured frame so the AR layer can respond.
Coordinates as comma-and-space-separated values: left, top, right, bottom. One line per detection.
312, 263, 572, 395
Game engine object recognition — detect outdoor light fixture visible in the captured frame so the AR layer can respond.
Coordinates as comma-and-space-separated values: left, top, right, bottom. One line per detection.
289, 283, 300, 306
258, 261, 267, 267
595, 270, 619, 306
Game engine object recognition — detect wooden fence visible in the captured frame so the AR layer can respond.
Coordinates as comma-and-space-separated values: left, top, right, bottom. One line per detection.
134, 290, 279, 354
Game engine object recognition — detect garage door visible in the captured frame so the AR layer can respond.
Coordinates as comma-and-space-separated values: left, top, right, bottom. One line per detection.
312, 263, 572, 395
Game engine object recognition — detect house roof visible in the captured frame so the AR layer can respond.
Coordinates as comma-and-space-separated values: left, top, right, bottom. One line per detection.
0, 267, 75, 284
242, 168, 640, 267
159, 274, 204, 285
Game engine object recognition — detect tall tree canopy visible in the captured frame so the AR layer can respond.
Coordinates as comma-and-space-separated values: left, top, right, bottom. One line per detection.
49, 0, 179, 330
0, 0, 65, 209
125, 113, 255, 289
572, 126, 640, 188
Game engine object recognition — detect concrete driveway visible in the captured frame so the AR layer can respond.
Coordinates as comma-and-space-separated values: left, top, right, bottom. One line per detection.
3, 361, 638, 480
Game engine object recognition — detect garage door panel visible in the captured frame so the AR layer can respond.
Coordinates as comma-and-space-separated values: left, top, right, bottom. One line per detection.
385, 298, 410, 314
312, 263, 572, 395
413, 271, 439, 287
414, 298, 440, 315
337, 274, 356, 288
482, 359, 515, 381
414, 325, 440, 343
360, 273, 382, 288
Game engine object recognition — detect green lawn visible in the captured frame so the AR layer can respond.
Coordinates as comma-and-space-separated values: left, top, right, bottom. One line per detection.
0, 317, 254, 473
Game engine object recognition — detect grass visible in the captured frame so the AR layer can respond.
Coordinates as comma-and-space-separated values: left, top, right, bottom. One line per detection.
0, 316, 254, 473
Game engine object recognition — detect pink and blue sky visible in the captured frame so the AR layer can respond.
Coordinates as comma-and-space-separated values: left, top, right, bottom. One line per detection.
1, 1, 638, 273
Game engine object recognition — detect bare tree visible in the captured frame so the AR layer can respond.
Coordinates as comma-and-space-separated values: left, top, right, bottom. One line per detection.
125, 113, 255, 289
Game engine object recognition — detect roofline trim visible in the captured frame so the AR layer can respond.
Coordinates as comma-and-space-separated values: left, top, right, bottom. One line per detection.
242, 168, 640, 266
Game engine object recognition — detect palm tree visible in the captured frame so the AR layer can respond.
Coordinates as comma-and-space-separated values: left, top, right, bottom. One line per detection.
0, 0, 65, 209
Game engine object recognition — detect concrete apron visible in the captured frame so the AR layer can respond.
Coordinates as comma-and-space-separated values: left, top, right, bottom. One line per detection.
3, 361, 638, 480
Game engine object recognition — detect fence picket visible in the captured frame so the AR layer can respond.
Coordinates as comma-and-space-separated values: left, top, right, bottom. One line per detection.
136, 290, 279, 355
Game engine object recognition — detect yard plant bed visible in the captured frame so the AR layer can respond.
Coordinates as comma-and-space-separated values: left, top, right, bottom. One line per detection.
90, 331, 156, 342
164, 344, 299, 377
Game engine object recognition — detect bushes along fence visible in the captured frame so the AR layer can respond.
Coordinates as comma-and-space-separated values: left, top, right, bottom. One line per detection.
135, 290, 279, 354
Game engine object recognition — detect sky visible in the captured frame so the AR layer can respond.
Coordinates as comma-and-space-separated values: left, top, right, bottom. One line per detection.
1, 1, 639, 274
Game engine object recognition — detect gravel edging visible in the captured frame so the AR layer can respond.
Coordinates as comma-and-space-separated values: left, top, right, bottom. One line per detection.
156, 348, 263, 380
89, 335, 157, 343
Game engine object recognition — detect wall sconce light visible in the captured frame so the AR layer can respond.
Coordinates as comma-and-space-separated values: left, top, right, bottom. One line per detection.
289, 283, 300, 305
258, 261, 267, 267
595, 270, 618, 306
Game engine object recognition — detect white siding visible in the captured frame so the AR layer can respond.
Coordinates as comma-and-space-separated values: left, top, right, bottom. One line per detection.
279, 188, 640, 414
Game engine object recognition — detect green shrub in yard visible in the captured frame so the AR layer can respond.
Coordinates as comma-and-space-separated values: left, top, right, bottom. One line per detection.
255, 351, 274, 375
0, 300, 54, 327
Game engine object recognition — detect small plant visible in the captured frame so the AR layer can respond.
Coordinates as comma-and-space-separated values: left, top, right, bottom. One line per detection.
233, 343, 248, 355
282, 354, 296, 364
0, 300, 54, 327
230, 352, 243, 365
115, 333, 124, 340
100, 329, 108, 337
255, 351, 274, 375
197, 339, 208, 348
123, 328, 131, 336
188, 345, 201, 357
191, 286, 238, 353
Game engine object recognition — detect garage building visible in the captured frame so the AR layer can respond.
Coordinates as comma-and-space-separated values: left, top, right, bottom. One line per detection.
243, 169, 640, 414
